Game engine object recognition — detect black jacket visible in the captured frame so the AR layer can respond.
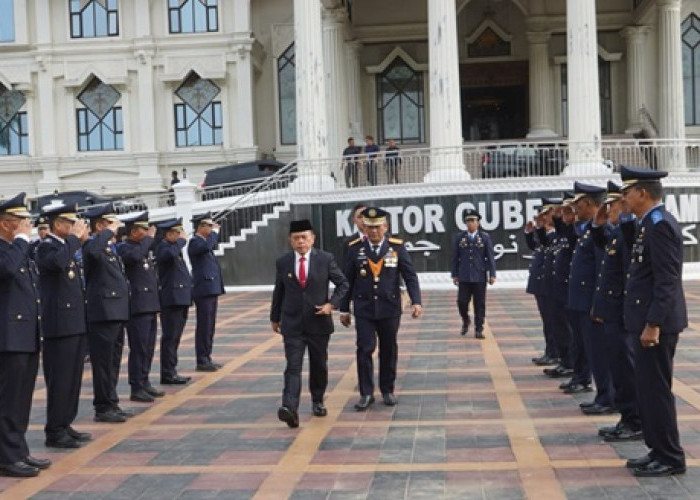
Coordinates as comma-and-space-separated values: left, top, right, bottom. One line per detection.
83, 229, 130, 322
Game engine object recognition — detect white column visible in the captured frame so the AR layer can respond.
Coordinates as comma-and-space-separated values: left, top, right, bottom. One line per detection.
658, 0, 686, 171
323, 7, 349, 163
173, 180, 197, 236
292, 0, 334, 191
425, 0, 469, 182
345, 40, 365, 140
526, 32, 556, 138
621, 26, 650, 134
234, 43, 256, 148
562, 0, 608, 175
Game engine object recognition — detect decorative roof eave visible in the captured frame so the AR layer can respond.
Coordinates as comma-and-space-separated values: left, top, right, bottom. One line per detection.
465, 19, 512, 45
366, 46, 428, 75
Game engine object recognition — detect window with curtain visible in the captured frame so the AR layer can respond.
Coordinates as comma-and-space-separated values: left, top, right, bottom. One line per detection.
174, 72, 222, 147
70, 0, 119, 38
0, 0, 15, 42
560, 58, 612, 135
376, 58, 425, 144
683, 14, 700, 125
169, 0, 218, 34
278, 43, 296, 145
0, 84, 28, 155
76, 77, 123, 151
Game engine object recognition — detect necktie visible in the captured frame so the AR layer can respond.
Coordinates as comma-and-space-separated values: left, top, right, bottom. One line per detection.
372, 245, 379, 255
299, 255, 307, 288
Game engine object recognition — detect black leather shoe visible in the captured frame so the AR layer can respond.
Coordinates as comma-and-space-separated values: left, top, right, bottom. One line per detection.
211, 362, 223, 369
196, 363, 218, 372
581, 403, 616, 415
0, 462, 39, 477
382, 393, 397, 406
278, 406, 299, 428
460, 325, 468, 336
24, 456, 51, 469
545, 366, 574, 378
533, 355, 559, 366
161, 375, 191, 385
626, 454, 654, 468
632, 460, 686, 477
145, 385, 165, 398
474, 330, 485, 339
114, 406, 134, 418
562, 383, 593, 394
94, 409, 127, 423
45, 434, 81, 449
598, 423, 622, 436
579, 400, 596, 408
558, 379, 574, 390
603, 426, 643, 442
354, 395, 375, 411
312, 402, 327, 417
130, 389, 155, 403
67, 426, 92, 442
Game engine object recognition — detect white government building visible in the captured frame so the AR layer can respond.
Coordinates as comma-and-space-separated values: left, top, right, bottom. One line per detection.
0, 0, 699, 200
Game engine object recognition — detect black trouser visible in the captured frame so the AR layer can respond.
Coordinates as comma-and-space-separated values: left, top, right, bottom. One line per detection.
87, 321, 125, 413
365, 160, 378, 185
160, 306, 189, 379
344, 161, 358, 188
126, 313, 157, 392
634, 332, 684, 467
355, 315, 401, 396
549, 297, 573, 368
568, 310, 592, 386
194, 296, 218, 365
386, 161, 400, 184
457, 282, 487, 332
43, 335, 86, 439
606, 320, 639, 428
535, 294, 558, 358
0, 352, 39, 464
577, 312, 614, 407
281, 333, 330, 411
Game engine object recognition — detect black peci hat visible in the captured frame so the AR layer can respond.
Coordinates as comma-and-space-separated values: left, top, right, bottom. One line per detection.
289, 219, 314, 234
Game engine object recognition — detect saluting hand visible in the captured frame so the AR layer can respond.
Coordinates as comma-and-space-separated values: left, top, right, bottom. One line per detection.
147, 225, 157, 238
71, 219, 89, 242
594, 204, 609, 227
15, 218, 32, 238
524, 221, 534, 233
107, 219, 123, 233
562, 205, 576, 224
315, 303, 333, 315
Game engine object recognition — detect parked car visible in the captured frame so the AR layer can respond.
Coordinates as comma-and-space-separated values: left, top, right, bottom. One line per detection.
35, 191, 147, 215
481, 147, 567, 178
201, 160, 290, 200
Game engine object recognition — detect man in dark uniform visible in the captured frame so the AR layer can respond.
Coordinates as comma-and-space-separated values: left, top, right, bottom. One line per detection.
451, 209, 496, 339
156, 218, 193, 385
0, 192, 51, 477
36, 204, 92, 448
590, 181, 642, 441
188, 212, 225, 372
621, 165, 687, 477
83, 203, 131, 423
270, 220, 349, 428
340, 207, 422, 410
117, 212, 164, 403
28, 216, 50, 260
341, 203, 366, 265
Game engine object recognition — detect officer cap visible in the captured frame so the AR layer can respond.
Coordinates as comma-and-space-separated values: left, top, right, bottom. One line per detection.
361, 207, 388, 226
463, 209, 481, 222
540, 197, 562, 211
603, 180, 622, 204
157, 217, 184, 232
0, 192, 31, 218
41, 203, 79, 223
36, 216, 50, 229
620, 165, 668, 190
83, 203, 119, 222
122, 211, 150, 229
289, 219, 313, 234
192, 212, 214, 227
562, 191, 575, 205
572, 181, 606, 202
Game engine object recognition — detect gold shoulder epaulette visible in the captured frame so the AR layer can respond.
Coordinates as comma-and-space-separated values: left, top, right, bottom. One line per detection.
348, 237, 362, 246
388, 237, 404, 245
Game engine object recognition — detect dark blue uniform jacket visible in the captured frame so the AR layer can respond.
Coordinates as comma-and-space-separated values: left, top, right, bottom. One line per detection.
118, 237, 160, 315
83, 229, 130, 322
188, 232, 225, 299
450, 230, 496, 283
156, 238, 193, 308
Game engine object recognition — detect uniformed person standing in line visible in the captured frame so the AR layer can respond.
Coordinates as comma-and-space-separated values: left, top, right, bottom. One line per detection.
156, 218, 193, 385
340, 207, 422, 411
29, 216, 50, 260
188, 212, 225, 372
36, 204, 93, 448
83, 203, 132, 423
118, 212, 164, 402
0, 192, 51, 477
450, 209, 496, 339
621, 165, 687, 477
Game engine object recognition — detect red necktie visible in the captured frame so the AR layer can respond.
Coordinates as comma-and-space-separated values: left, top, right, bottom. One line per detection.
299, 255, 307, 288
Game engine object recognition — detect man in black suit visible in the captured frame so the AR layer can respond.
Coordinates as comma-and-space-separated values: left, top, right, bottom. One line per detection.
271, 220, 349, 428
0, 192, 51, 477
36, 204, 92, 449
188, 212, 225, 372
156, 218, 193, 385
83, 203, 131, 423
621, 165, 688, 477
118, 212, 164, 403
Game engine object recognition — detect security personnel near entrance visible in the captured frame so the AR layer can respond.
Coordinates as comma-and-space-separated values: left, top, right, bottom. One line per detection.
0, 193, 50, 478
188, 212, 225, 372
340, 207, 422, 411
36, 204, 92, 449
117, 212, 164, 403
156, 218, 193, 385
621, 165, 687, 477
451, 209, 496, 339
83, 203, 131, 423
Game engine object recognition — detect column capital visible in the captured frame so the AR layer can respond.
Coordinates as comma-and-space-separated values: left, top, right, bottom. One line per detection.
525, 31, 551, 44
620, 25, 652, 41
322, 7, 347, 26
657, 0, 681, 10
346, 40, 363, 53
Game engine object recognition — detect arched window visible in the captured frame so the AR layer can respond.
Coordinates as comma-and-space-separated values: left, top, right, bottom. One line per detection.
377, 58, 424, 144
174, 72, 222, 147
682, 14, 700, 125
0, 84, 28, 155
277, 43, 296, 145
76, 77, 123, 151
70, 0, 119, 38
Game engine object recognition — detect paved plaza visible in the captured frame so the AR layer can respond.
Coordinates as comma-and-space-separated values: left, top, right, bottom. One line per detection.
1, 282, 700, 499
